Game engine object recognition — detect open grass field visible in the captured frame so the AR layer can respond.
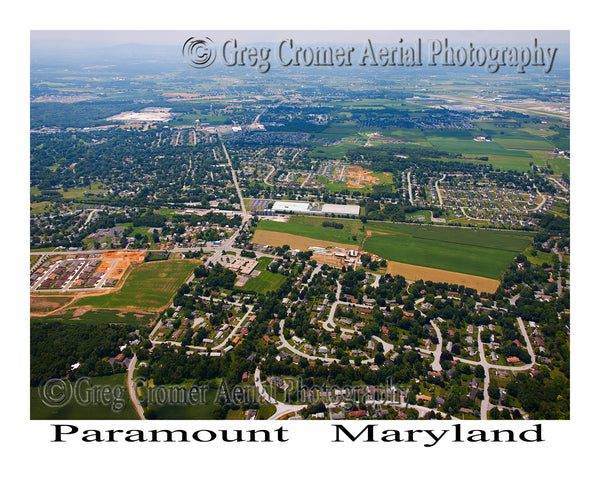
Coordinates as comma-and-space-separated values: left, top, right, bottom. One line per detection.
31, 308, 156, 326
70, 259, 198, 311
256, 216, 363, 246
30, 374, 139, 420
426, 136, 533, 158
255, 256, 273, 270
309, 141, 361, 159
240, 270, 287, 294
318, 122, 360, 140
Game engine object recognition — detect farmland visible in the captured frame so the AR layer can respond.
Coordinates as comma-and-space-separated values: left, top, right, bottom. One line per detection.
254, 216, 533, 280
364, 231, 526, 279
365, 222, 532, 279
255, 216, 363, 246
385, 261, 500, 293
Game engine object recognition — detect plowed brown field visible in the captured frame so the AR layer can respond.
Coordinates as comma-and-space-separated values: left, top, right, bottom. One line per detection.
386, 260, 500, 293
252, 230, 358, 251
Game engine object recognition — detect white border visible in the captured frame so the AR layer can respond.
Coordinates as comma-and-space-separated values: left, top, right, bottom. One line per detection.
5, 0, 597, 477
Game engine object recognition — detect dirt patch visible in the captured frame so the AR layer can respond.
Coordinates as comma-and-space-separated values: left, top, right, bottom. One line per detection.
366, 230, 391, 237
312, 253, 344, 268
30, 295, 74, 313
386, 260, 500, 294
345, 166, 387, 189
72, 306, 92, 317
252, 230, 358, 251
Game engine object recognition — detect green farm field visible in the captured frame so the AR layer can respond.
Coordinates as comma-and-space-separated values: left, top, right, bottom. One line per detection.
366, 222, 533, 251
365, 232, 522, 279
255, 216, 532, 280
256, 216, 364, 245
71, 260, 198, 311
309, 141, 361, 159
426, 136, 533, 158
364, 222, 532, 279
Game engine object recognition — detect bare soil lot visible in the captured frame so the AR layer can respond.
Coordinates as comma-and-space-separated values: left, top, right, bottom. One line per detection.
252, 230, 358, 251
386, 260, 500, 294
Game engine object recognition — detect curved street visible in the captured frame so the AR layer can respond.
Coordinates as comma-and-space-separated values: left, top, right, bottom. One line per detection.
127, 354, 145, 420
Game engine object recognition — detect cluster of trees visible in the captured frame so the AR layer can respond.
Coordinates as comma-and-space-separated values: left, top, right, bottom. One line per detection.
173, 212, 242, 228
139, 343, 253, 388
321, 220, 344, 229
30, 322, 137, 386
535, 213, 570, 235
358, 254, 387, 271
504, 370, 569, 419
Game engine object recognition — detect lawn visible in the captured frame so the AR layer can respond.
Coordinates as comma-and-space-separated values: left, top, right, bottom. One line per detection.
71, 260, 198, 310
241, 271, 287, 294
255, 256, 273, 270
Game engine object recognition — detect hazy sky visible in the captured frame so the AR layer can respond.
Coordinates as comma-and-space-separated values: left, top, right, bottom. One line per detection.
31, 30, 569, 49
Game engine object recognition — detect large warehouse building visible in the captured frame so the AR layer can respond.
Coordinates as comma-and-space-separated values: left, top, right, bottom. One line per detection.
270, 201, 360, 216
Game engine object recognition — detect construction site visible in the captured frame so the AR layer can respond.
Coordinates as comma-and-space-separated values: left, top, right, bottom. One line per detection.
30, 251, 146, 292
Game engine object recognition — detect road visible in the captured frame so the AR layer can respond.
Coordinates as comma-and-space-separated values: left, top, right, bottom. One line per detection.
213, 305, 254, 350
221, 141, 248, 220
253, 367, 307, 420
547, 175, 569, 193
530, 183, 547, 212
300, 172, 312, 188
435, 174, 446, 208
79, 208, 100, 231
553, 246, 564, 296
278, 319, 338, 364
264, 164, 276, 186
127, 354, 146, 420
407, 170, 414, 205
30, 253, 48, 273
429, 320, 443, 372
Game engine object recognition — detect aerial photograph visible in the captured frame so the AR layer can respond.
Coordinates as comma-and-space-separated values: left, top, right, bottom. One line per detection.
29, 30, 570, 422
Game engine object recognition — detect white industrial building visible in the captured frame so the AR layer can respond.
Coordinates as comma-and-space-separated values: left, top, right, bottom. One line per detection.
271, 201, 314, 213
320, 204, 361, 216
270, 201, 360, 216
